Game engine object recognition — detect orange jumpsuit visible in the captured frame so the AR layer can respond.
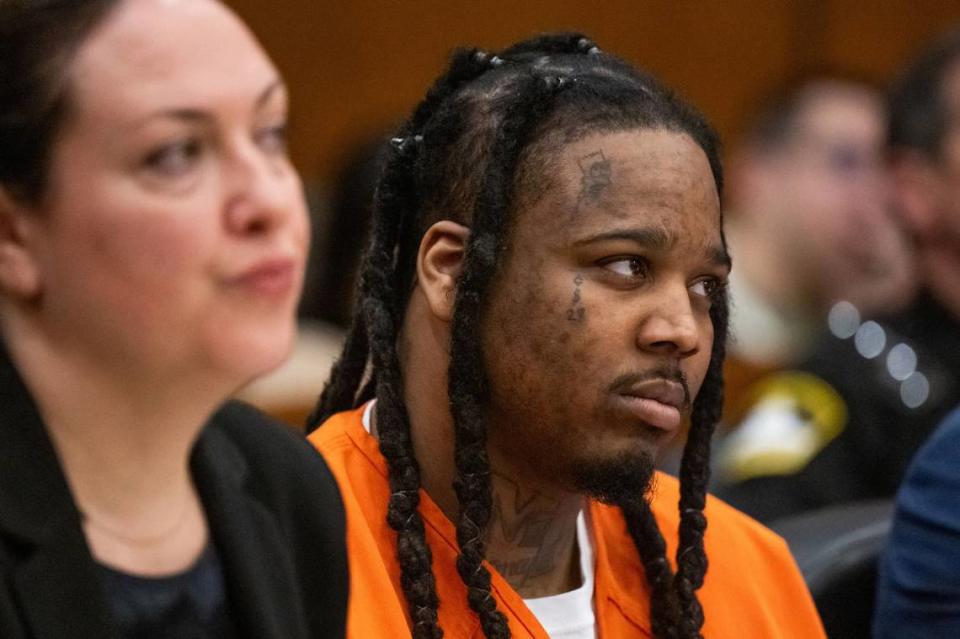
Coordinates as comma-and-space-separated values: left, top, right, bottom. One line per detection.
310, 406, 826, 638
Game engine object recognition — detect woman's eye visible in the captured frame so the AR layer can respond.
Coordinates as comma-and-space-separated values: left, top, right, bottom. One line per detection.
601, 257, 648, 279
256, 123, 288, 155
143, 139, 202, 177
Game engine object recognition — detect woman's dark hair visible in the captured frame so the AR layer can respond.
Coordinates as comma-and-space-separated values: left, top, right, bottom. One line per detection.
0, 0, 121, 203
309, 33, 728, 639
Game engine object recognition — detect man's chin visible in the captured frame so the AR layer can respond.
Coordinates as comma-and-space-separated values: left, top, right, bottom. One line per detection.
570, 449, 656, 507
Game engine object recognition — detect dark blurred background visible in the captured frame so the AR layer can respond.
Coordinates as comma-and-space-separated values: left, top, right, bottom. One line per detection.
225, 0, 960, 190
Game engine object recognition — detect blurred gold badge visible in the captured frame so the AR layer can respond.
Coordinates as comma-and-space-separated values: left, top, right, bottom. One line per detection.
718, 371, 847, 482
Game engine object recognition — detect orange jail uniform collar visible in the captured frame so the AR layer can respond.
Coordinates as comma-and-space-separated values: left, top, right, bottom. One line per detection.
309, 405, 826, 638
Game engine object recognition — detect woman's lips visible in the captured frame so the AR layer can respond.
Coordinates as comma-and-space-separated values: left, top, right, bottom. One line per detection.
231, 258, 297, 296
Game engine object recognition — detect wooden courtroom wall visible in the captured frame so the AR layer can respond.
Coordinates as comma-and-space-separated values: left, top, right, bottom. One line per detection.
225, 0, 960, 189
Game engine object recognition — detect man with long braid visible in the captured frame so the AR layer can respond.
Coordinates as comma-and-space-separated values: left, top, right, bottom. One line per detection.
308, 34, 824, 639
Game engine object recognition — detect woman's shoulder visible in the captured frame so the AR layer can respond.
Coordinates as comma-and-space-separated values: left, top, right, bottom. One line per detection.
206, 400, 310, 458
198, 401, 349, 639
198, 400, 344, 513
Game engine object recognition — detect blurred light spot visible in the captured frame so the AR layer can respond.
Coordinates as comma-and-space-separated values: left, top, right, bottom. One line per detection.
854, 321, 886, 359
900, 372, 930, 409
886, 343, 917, 381
828, 301, 861, 339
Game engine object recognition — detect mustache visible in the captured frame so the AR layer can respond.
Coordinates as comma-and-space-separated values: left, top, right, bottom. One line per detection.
607, 367, 692, 410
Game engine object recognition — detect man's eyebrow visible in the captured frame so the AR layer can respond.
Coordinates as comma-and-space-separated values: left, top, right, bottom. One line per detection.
572, 227, 673, 250
710, 246, 732, 270
572, 227, 732, 269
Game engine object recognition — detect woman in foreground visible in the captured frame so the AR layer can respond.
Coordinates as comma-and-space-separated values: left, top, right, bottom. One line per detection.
0, 0, 346, 636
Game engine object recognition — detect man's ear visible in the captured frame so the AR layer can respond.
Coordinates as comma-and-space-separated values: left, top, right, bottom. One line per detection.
0, 187, 42, 299
416, 220, 470, 322
891, 150, 944, 240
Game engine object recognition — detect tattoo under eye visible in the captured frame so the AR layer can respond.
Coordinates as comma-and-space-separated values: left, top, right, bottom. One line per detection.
566, 273, 586, 323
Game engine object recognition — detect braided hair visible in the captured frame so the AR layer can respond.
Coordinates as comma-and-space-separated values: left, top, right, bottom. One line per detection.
309, 33, 728, 639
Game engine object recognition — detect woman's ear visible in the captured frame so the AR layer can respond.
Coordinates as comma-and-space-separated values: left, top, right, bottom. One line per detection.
416, 220, 470, 322
0, 188, 42, 299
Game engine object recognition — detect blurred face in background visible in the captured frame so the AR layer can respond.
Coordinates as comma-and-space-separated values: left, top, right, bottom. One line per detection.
7, 0, 309, 387
735, 83, 914, 314
908, 60, 960, 251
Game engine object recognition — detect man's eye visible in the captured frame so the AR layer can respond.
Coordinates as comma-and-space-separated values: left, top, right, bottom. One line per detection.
143, 139, 202, 177
690, 278, 725, 299
601, 257, 648, 278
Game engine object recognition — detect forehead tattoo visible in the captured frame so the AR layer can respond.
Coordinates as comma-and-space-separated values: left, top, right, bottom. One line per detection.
577, 150, 612, 204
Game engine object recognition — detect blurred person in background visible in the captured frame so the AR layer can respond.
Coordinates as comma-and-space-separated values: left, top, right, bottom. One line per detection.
300, 134, 386, 330
873, 404, 960, 638
716, 29, 960, 523
0, 0, 346, 636
718, 75, 915, 426
872, 27, 960, 639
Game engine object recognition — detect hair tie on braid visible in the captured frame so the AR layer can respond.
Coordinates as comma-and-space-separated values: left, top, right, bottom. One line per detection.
677, 546, 698, 562
390, 134, 424, 156
472, 50, 505, 68
542, 75, 573, 91
649, 556, 672, 585
576, 37, 601, 55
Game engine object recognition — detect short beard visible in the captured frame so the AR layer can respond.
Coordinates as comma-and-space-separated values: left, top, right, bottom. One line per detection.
571, 449, 657, 507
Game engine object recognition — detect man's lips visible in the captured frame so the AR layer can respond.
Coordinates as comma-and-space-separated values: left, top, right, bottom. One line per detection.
611, 377, 690, 433
616, 395, 682, 431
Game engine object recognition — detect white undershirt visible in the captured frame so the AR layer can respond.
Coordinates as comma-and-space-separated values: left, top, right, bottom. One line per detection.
523, 510, 597, 639
361, 401, 598, 638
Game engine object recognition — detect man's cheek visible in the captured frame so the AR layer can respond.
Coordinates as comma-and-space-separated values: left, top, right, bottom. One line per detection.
686, 355, 712, 402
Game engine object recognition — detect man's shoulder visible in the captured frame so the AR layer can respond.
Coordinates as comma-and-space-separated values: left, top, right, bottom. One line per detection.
590, 473, 794, 566
305, 405, 392, 514
307, 406, 362, 451
206, 401, 320, 471
590, 474, 822, 636
650, 472, 792, 558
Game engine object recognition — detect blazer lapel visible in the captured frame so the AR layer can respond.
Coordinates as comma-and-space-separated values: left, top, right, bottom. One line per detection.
0, 343, 117, 639
191, 420, 308, 639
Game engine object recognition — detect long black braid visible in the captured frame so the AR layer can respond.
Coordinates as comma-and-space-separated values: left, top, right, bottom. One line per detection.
447, 73, 571, 638
673, 299, 729, 638
309, 33, 729, 639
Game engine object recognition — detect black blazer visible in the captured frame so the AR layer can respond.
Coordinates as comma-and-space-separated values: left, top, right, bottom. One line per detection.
0, 344, 347, 639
